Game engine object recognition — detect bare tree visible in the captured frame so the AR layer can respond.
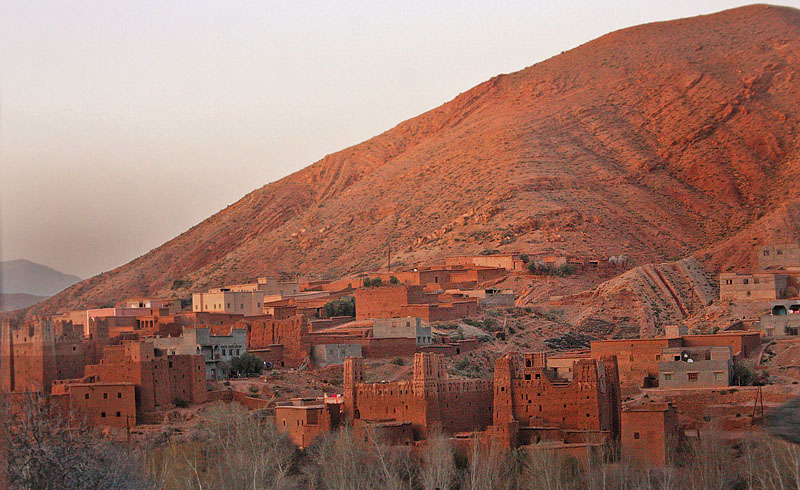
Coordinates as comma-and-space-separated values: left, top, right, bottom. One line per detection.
150, 402, 296, 490
462, 436, 516, 490
0, 393, 155, 490
419, 428, 456, 490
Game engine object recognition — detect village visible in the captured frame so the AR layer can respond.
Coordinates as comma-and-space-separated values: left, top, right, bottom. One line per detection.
2, 245, 799, 469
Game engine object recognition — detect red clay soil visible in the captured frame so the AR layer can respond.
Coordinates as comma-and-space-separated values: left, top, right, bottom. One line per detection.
31, 5, 800, 316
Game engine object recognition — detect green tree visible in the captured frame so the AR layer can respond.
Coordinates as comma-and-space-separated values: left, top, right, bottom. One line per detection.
230, 353, 263, 377
323, 296, 356, 318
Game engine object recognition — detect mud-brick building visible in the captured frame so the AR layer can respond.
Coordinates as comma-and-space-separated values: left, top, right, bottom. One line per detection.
757, 244, 800, 271
488, 352, 621, 449
719, 272, 788, 301
50, 381, 136, 428
0, 318, 108, 394
590, 331, 759, 391
621, 402, 681, 466
658, 346, 733, 388
82, 340, 206, 414
275, 396, 343, 448
343, 353, 494, 439
354, 285, 479, 322
150, 326, 247, 380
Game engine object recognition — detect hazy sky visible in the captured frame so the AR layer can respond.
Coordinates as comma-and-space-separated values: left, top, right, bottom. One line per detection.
2, 1, 799, 279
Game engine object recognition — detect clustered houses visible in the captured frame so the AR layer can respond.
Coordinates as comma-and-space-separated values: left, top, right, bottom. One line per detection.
0, 317, 205, 426
4, 248, 780, 469
588, 327, 759, 393
721, 243, 800, 337
242, 313, 473, 369
720, 244, 800, 302
275, 351, 680, 466
0, 257, 514, 429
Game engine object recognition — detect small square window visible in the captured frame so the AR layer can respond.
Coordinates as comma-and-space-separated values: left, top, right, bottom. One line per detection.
84, 393, 89, 400
103, 393, 108, 399
664, 373, 672, 381
101, 412, 106, 418
634, 432, 640, 440
116, 412, 121, 417
688, 372, 699, 381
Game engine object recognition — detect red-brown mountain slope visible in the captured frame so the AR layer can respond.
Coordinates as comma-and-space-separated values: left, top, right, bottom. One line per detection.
32, 4, 800, 315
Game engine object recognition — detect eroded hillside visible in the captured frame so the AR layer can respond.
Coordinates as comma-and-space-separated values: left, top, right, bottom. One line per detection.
32, 4, 800, 316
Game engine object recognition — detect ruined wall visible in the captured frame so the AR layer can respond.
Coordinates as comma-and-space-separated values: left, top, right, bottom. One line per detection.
245, 315, 311, 367
343, 353, 493, 438
0, 319, 56, 393
0, 318, 110, 395
491, 353, 621, 446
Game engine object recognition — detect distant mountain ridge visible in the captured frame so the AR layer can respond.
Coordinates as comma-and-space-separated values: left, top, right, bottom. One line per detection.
28, 4, 800, 316
1, 259, 81, 297
0, 293, 49, 312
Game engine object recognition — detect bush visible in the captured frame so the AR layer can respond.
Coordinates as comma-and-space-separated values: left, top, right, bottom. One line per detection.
527, 262, 575, 277
732, 360, 767, 386
362, 277, 383, 288
527, 261, 550, 275
170, 279, 191, 290
391, 357, 405, 366
389, 275, 399, 285
230, 353, 263, 377
323, 296, 355, 318
174, 398, 189, 408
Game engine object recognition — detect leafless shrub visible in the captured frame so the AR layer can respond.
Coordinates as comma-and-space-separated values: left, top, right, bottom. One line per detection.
461, 436, 518, 490
299, 425, 414, 490
149, 402, 295, 490
419, 428, 457, 490
0, 393, 155, 490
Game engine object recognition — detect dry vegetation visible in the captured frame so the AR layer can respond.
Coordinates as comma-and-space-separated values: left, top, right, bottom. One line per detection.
4, 397, 800, 490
